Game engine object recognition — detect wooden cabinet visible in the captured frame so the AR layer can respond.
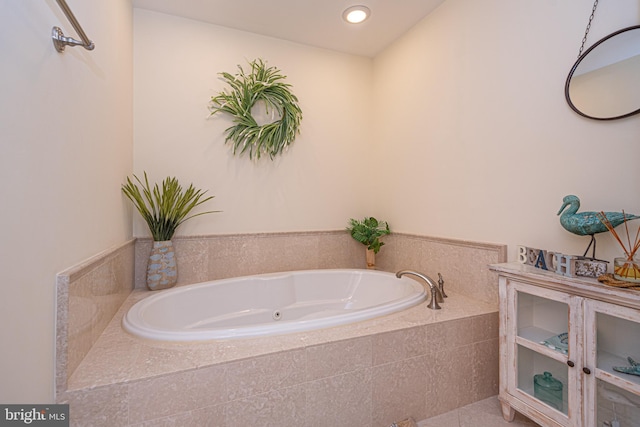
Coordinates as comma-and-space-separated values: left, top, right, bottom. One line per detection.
491, 263, 640, 427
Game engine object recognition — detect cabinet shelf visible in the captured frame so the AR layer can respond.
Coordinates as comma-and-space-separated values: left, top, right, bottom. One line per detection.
596, 351, 640, 395
519, 325, 568, 352
515, 334, 568, 363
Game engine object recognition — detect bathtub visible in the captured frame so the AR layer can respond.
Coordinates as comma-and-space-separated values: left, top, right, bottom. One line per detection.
123, 269, 426, 341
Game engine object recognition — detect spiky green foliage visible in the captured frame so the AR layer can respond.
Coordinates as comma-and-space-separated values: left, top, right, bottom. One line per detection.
122, 172, 218, 241
346, 217, 391, 254
209, 59, 303, 160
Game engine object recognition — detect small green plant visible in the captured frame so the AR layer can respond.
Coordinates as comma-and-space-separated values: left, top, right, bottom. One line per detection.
346, 217, 391, 254
122, 172, 218, 241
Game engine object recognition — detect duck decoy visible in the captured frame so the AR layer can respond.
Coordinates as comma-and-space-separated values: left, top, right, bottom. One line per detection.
557, 195, 640, 259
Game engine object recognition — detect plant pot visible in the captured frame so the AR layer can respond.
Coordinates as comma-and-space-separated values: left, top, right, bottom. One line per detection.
613, 257, 640, 283
366, 248, 376, 269
147, 240, 177, 290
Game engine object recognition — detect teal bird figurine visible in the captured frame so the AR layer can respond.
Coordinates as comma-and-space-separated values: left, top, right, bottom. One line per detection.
557, 195, 640, 259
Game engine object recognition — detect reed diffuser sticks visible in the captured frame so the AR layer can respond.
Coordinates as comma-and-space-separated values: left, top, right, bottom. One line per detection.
598, 211, 640, 282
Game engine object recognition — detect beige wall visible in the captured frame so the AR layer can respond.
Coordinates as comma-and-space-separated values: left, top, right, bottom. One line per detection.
0, 1, 133, 402
134, 1, 640, 262
133, 9, 375, 236
372, 0, 640, 260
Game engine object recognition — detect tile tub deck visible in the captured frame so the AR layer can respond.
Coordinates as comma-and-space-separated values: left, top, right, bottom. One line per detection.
58, 288, 500, 427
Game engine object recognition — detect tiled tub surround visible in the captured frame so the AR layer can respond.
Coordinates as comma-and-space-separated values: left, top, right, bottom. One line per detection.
60, 291, 499, 426
55, 231, 506, 426
133, 231, 371, 289
56, 239, 135, 395
134, 231, 505, 307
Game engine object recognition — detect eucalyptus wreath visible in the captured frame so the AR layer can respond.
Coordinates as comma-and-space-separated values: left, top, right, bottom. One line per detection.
209, 59, 303, 160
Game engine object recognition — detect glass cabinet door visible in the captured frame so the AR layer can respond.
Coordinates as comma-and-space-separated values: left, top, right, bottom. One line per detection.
596, 380, 640, 427
585, 300, 640, 427
507, 280, 581, 425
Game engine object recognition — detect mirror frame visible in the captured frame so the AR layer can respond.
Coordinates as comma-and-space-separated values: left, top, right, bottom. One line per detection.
565, 25, 640, 121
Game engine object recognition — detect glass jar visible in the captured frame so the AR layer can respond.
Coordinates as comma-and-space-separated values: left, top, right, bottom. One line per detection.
613, 257, 640, 283
534, 371, 563, 411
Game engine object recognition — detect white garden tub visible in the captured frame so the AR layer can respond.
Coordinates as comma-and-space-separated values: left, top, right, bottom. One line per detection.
123, 269, 426, 341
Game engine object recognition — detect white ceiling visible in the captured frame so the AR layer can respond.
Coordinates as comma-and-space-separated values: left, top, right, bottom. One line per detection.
131, 0, 447, 57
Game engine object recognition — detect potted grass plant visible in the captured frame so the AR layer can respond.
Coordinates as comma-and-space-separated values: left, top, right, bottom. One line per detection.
122, 172, 218, 290
346, 217, 391, 269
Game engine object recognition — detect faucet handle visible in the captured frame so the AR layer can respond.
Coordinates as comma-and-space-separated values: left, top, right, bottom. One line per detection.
437, 273, 447, 298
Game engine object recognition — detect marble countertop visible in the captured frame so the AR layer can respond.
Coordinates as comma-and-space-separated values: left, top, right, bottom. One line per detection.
489, 262, 640, 307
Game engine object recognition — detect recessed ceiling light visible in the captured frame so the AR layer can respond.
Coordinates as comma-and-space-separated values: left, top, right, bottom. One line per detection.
342, 5, 371, 24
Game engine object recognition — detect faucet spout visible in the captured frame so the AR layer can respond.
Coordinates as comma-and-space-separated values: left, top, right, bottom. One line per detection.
396, 270, 443, 310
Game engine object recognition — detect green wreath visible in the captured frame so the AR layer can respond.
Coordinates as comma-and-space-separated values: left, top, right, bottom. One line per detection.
209, 59, 303, 160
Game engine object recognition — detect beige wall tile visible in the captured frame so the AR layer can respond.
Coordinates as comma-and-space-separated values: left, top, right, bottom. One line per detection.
277, 234, 322, 271
376, 233, 506, 307
133, 232, 506, 303
431, 345, 475, 415
305, 368, 372, 426
135, 239, 153, 288
442, 318, 477, 349
57, 240, 135, 392
67, 337, 141, 391
317, 233, 364, 269
55, 279, 70, 394
225, 349, 306, 401
423, 318, 473, 356
223, 384, 307, 427
208, 235, 262, 279
471, 338, 499, 401
423, 320, 448, 356
58, 383, 129, 427
471, 312, 499, 343
127, 365, 227, 424
173, 238, 210, 285
134, 231, 365, 288
372, 326, 426, 366
372, 356, 428, 426
306, 336, 372, 381
129, 404, 225, 427
132, 345, 204, 380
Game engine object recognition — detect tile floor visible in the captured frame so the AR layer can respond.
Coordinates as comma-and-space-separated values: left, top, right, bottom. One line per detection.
417, 396, 540, 427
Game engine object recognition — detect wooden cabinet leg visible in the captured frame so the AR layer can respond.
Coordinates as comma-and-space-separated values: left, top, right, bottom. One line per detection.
500, 400, 516, 422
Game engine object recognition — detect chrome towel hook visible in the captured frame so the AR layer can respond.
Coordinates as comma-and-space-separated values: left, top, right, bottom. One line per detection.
52, 0, 94, 52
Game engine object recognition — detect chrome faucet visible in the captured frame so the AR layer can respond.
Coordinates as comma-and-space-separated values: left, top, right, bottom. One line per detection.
396, 270, 444, 310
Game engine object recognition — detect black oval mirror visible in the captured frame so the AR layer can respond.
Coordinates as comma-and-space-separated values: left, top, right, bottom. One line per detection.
565, 25, 640, 120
